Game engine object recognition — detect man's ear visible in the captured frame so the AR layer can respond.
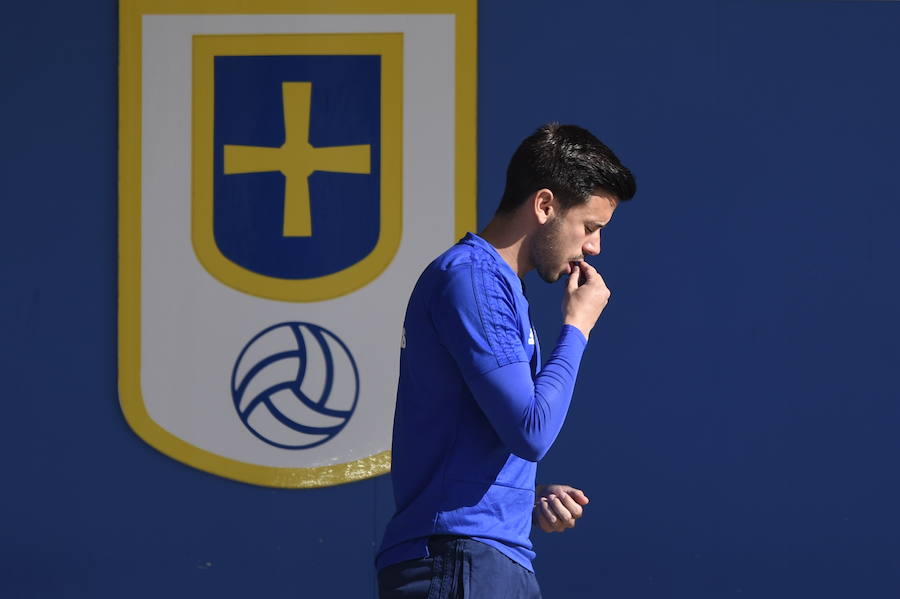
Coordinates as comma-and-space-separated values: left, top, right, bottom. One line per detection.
533, 189, 556, 225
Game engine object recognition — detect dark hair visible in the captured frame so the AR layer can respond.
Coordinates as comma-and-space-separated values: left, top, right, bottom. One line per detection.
496, 123, 636, 214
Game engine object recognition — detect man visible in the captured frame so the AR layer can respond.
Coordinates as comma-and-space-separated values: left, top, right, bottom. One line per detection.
377, 123, 636, 598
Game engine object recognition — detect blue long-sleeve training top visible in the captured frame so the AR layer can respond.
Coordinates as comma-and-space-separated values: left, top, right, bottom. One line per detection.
376, 233, 588, 573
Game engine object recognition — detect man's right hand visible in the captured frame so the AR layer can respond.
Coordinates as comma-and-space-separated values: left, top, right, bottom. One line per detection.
562, 260, 610, 339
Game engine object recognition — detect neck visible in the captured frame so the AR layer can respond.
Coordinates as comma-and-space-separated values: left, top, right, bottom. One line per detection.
479, 213, 532, 278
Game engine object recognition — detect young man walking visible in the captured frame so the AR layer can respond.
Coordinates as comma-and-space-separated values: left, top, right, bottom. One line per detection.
377, 123, 636, 598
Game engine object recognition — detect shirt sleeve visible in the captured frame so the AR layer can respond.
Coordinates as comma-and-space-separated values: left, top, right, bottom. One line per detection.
467, 326, 587, 461
431, 262, 588, 461
431, 262, 529, 379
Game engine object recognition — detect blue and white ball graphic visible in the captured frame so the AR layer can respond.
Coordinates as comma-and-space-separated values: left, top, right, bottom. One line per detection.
231, 322, 359, 450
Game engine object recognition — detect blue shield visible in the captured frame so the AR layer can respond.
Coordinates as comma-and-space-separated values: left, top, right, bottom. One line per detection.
214, 55, 380, 279
191, 34, 404, 302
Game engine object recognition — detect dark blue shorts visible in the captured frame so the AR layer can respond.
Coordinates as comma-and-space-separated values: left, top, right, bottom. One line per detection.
377, 536, 542, 599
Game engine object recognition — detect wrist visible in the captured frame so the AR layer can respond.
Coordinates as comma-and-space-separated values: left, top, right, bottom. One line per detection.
563, 320, 591, 341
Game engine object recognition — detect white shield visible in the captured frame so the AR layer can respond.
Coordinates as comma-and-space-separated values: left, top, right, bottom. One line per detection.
118, 1, 477, 487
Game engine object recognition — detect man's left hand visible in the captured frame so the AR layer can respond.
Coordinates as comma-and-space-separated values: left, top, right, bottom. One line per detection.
533, 484, 590, 533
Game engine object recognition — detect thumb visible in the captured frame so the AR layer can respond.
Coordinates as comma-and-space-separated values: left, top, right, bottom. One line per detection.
567, 264, 580, 293
569, 488, 590, 505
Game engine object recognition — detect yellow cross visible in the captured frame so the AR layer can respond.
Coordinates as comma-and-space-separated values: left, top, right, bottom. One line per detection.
223, 82, 371, 237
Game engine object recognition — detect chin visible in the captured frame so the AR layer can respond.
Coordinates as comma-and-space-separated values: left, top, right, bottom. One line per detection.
537, 268, 563, 284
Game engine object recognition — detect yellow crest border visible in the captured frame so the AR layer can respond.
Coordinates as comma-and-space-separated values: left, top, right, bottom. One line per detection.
118, 0, 476, 488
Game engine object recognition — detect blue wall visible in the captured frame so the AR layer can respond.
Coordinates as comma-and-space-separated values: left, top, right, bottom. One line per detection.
3, 1, 899, 597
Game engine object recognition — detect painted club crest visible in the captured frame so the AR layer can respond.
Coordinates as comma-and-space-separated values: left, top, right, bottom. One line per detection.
118, 0, 476, 487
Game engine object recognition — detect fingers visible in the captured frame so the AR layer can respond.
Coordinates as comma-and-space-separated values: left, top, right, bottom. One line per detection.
536, 498, 560, 532
551, 495, 576, 526
574, 259, 594, 273
537, 497, 567, 532
555, 492, 584, 520
567, 264, 580, 293
542, 494, 576, 531
569, 260, 606, 292
568, 487, 590, 506
576, 260, 603, 285
535, 485, 590, 533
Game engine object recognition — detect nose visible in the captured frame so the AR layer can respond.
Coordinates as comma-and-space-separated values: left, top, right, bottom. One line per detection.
583, 230, 602, 256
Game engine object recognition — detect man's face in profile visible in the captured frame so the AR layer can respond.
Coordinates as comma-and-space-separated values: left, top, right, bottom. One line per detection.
531, 192, 618, 283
